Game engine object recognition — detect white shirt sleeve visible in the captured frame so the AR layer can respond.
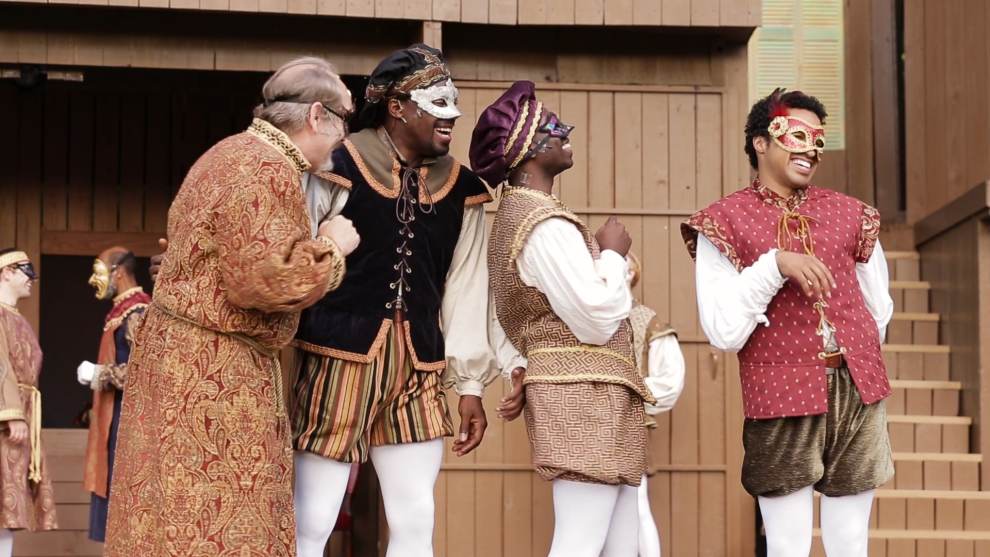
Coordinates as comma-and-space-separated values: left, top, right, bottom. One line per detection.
301, 172, 350, 238
695, 234, 787, 352
490, 309, 528, 378
440, 206, 499, 397
516, 217, 633, 345
644, 334, 686, 415
856, 240, 894, 343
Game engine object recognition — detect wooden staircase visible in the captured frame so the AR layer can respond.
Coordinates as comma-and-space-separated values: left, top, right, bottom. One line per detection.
810, 251, 990, 556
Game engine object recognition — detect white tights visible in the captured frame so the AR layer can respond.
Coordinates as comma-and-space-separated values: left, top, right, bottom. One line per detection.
758, 485, 875, 557
548, 479, 638, 557
635, 474, 662, 557
294, 439, 443, 557
0, 529, 11, 557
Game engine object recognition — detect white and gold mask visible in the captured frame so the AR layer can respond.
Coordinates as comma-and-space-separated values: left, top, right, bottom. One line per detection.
88, 258, 115, 301
410, 79, 462, 120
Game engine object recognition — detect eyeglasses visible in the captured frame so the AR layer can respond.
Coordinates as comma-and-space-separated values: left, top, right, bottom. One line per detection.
263, 94, 353, 135
320, 102, 354, 135
522, 115, 575, 161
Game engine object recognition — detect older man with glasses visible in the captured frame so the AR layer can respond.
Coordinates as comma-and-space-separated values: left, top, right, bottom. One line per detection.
103, 57, 360, 557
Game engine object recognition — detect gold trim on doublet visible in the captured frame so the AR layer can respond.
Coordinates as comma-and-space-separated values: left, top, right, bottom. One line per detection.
247, 119, 310, 174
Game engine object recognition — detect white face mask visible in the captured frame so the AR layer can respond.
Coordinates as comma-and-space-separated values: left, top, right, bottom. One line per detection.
409, 79, 462, 120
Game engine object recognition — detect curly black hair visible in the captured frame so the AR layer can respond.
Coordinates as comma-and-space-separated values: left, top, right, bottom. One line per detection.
744, 89, 828, 170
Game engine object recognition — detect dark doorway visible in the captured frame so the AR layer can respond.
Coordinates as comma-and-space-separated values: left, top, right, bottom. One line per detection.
38, 254, 152, 428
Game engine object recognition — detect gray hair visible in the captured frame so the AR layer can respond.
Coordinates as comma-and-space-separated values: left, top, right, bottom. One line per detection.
254, 57, 348, 134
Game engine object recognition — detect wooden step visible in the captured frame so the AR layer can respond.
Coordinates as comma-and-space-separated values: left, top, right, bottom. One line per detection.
884, 349, 950, 382
888, 380, 962, 417
885, 251, 921, 260
891, 312, 939, 322
890, 280, 931, 290
883, 344, 950, 354
890, 280, 930, 313
888, 418, 970, 453
892, 452, 981, 462
873, 489, 990, 500
814, 529, 990, 540
886, 316, 940, 345
888, 415, 971, 425
890, 380, 961, 390
892, 455, 981, 491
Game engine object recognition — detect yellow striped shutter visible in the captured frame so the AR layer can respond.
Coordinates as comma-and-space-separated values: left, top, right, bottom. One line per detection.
749, 0, 845, 149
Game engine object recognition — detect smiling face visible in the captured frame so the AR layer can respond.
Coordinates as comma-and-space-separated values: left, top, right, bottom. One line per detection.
756, 107, 823, 190
393, 97, 458, 158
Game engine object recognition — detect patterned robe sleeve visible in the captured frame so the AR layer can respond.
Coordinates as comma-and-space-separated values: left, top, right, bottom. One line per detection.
214, 168, 346, 313
93, 310, 145, 392
0, 326, 24, 422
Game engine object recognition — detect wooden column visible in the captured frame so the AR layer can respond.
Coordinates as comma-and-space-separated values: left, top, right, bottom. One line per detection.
915, 181, 990, 486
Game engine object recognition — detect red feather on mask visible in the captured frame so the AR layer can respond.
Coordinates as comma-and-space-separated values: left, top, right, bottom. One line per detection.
769, 87, 790, 118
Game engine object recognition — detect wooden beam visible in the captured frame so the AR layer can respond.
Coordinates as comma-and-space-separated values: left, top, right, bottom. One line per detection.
914, 181, 990, 246
420, 20, 442, 48
871, 0, 904, 221
41, 230, 166, 257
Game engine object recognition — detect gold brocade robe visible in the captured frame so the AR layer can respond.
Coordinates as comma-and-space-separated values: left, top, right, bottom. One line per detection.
0, 306, 57, 531
104, 119, 346, 556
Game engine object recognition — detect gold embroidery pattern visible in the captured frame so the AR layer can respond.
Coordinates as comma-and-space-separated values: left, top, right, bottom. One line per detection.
248, 118, 310, 174
103, 128, 345, 556
504, 101, 532, 156
528, 346, 635, 368
489, 189, 654, 404
464, 192, 494, 206
0, 309, 57, 531
682, 212, 743, 271
313, 170, 353, 190
104, 303, 148, 333
344, 139, 399, 199
421, 163, 460, 204
294, 320, 393, 363
509, 101, 544, 170
856, 203, 881, 262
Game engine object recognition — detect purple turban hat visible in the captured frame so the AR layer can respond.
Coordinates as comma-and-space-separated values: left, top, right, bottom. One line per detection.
469, 80, 545, 186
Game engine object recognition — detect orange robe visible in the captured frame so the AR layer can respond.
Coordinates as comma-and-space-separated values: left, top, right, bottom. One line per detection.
0, 305, 57, 531
104, 119, 345, 556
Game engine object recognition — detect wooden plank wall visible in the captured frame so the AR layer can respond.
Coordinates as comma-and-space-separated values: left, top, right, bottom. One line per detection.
2, 36, 756, 554
420, 77, 750, 557
0, 6, 406, 75
0, 73, 260, 332
808, 0, 876, 212
0, 0, 760, 26
902, 0, 990, 224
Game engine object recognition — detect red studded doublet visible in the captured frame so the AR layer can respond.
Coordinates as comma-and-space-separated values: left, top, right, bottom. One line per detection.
682, 182, 889, 419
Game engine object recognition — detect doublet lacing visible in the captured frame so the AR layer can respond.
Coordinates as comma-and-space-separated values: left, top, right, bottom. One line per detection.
384, 131, 436, 311
757, 178, 842, 357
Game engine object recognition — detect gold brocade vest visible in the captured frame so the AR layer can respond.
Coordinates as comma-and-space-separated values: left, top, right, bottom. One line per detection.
628, 303, 675, 377
488, 187, 654, 403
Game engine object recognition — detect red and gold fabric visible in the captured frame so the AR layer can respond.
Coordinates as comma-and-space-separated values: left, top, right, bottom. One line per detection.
680, 180, 887, 419
0, 304, 57, 531
83, 287, 150, 499
104, 119, 346, 556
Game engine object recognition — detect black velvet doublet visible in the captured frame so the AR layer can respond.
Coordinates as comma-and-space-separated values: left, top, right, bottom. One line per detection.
295, 131, 491, 369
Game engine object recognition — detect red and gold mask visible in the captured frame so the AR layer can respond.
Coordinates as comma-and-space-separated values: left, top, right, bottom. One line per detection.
768, 115, 826, 158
